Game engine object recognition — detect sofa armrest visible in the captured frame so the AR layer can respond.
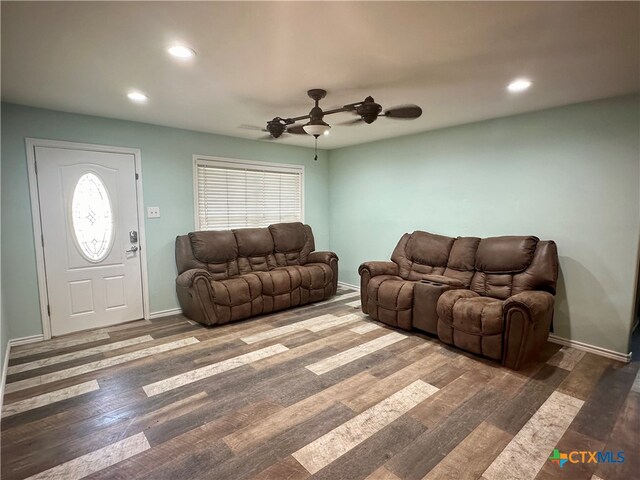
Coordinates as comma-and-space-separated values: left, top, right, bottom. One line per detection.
307, 251, 339, 296
176, 268, 212, 288
307, 251, 338, 265
504, 291, 555, 319
358, 261, 399, 277
358, 261, 399, 314
502, 291, 555, 370
175, 269, 220, 326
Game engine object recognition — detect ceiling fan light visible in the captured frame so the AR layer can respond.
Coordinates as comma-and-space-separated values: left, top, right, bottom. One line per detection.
168, 45, 196, 58
303, 120, 331, 137
127, 91, 148, 102
507, 78, 532, 92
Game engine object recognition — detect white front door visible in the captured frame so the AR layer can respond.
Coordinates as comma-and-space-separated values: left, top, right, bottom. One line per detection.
35, 146, 144, 336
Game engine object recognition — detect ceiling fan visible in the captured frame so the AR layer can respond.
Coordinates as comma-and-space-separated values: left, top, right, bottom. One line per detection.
241, 89, 422, 158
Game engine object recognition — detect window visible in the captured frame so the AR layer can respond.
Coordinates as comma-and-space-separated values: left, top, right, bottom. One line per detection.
194, 156, 304, 230
71, 172, 114, 262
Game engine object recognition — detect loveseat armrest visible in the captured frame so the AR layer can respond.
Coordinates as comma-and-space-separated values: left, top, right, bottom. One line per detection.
358, 261, 399, 277
358, 261, 400, 314
307, 251, 339, 296
502, 290, 555, 370
307, 251, 338, 265
176, 268, 212, 288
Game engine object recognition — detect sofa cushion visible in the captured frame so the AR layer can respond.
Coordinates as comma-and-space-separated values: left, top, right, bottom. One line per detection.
366, 275, 415, 330
269, 222, 315, 266
254, 267, 303, 295
176, 235, 208, 273
287, 263, 333, 289
475, 236, 538, 273
447, 237, 481, 271
269, 222, 306, 252
512, 241, 559, 295
436, 291, 503, 360
451, 296, 503, 335
234, 227, 277, 273
442, 237, 479, 287
234, 227, 275, 256
210, 274, 262, 306
189, 231, 238, 263
407, 231, 455, 267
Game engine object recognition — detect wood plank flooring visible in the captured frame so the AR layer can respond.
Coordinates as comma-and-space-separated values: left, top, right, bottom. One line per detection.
1, 287, 638, 480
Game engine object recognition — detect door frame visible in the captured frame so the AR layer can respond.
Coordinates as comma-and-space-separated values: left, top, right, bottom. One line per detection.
25, 138, 150, 340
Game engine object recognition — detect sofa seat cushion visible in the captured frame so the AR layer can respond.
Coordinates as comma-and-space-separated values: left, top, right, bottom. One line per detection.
436, 290, 503, 360
209, 274, 263, 324
210, 275, 262, 306
278, 263, 334, 304
292, 263, 333, 289
254, 267, 303, 295
253, 267, 307, 313
366, 275, 415, 330
452, 296, 504, 335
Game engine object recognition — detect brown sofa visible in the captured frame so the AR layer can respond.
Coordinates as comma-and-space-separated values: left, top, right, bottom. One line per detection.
359, 231, 558, 369
176, 222, 338, 326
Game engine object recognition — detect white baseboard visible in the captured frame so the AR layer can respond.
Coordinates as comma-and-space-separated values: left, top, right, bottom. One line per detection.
8, 334, 45, 347
149, 308, 183, 320
338, 281, 360, 291
548, 334, 632, 363
0, 342, 10, 416
2, 333, 46, 415
1, 334, 47, 415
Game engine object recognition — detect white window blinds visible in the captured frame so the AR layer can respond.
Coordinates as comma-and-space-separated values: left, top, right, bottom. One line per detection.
194, 157, 303, 231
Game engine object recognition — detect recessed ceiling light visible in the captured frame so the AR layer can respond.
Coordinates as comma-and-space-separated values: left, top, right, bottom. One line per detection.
507, 78, 533, 93
168, 45, 196, 58
127, 91, 148, 102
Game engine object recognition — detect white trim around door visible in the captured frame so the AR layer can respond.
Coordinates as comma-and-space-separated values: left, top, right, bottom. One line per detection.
25, 138, 150, 340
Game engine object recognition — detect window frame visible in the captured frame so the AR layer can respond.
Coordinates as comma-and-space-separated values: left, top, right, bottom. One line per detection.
192, 154, 305, 231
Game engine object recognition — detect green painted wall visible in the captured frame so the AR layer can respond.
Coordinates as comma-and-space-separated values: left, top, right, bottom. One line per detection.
328, 95, 640, 355
1, 301, 5, 382
1, 103, 329, 339
3, 96, 639, 358
1, 148, 5, 377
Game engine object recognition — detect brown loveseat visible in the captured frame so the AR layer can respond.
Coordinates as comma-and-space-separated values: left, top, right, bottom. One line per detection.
176, 222, 338, 326
359, 231, 558, 369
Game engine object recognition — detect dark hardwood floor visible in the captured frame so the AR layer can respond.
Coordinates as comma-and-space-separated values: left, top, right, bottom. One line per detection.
1, 287, 638, 480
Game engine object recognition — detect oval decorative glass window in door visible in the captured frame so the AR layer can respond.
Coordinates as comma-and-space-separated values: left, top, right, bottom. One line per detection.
71, 173, 114, 262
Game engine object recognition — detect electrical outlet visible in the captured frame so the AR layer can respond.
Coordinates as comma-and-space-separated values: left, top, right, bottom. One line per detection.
147, 206, 160, 218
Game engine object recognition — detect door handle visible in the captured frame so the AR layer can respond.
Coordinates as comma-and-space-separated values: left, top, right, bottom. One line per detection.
126, 245, 139, 253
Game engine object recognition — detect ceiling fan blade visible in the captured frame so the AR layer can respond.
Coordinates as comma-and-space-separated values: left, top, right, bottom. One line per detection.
259, 132, 293, 141
383, 105, 422, 119
286, 124, 307, 135
336, 118, 363, 126
239, 124, 268, 132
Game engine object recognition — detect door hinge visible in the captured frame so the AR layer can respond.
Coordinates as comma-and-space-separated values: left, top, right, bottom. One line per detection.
34, 161, 38, 175
135, 173, 139, 180
47, 305, 51, 317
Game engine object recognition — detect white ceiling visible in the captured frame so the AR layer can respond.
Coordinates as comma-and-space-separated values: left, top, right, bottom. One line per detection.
2, 2, 638, 149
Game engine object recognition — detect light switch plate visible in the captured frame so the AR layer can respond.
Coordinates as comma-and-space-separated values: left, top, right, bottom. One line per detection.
147, 206, 160, 218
